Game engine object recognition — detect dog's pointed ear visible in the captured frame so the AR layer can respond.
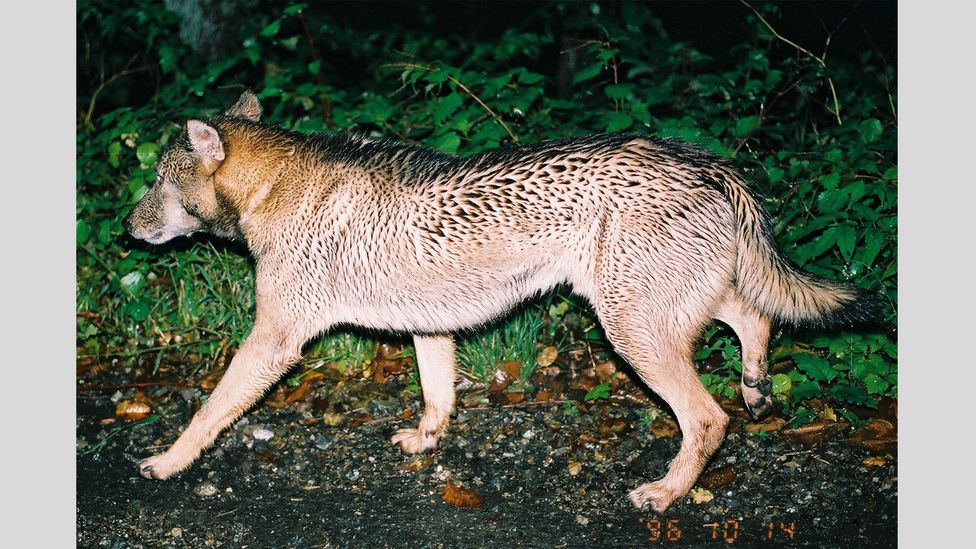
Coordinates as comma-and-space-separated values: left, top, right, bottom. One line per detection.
187, 120, 225, 163
225, 90, 262, 122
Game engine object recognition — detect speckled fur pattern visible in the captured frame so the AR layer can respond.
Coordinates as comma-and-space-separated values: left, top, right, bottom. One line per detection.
124, 91, 877, 512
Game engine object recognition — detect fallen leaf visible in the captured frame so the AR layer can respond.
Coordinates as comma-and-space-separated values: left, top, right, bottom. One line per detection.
536, 346, 558, 367
442, 483, 485, 508
698, 466, 736, 489
115, 392, 153, 420
689, 487, 714, 504
534, 389, 551, 402
596, 417, 627, 437
783, 420, 848, 447
323, 412, 345, 426
283, 380, 310, 405
198, 368, 226, 391
395, 456, 433, 473
567, 460, 582, 476
505, 391, 525, 404
847, 419, 897, 453
745, 417, 786, 434
651, 417, 679, 438
502, 360, 521, 380
863, 456, 887, 467
594, 361, 616, 381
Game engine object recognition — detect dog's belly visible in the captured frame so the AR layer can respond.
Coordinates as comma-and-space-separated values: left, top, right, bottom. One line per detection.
332, 262, 572, 333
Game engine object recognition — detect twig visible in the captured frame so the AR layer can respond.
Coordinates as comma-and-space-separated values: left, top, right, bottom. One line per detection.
385, 62, 518, 143
82, 54, 148, 127
740, 0, 843, 125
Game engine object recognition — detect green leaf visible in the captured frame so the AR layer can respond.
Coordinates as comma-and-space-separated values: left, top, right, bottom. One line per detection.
604, 83, 636, 100
767, 167, 785, 184
793, 354, 837, 382
584, 382, 611, 401
572, 62, 603, 85
605, 112, 633, 132
108, 142, 121, 169
260, 19, 281, 37
123, 300, 150, 322
732, 115, 759, 138
859, 118, 883, 143
76, 219, 91, 244
836, 224, 857, 261
428, 132, 461, 153
791, 380, 822, 402
863, 373, 889, 395
120, 271, 145, 295
830, 383, 875, 407
433, 93, 463, 125
771, 373, 792, 395
136, 142, 159, 165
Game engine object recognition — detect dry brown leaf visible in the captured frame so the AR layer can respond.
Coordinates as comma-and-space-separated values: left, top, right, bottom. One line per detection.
283, 380, 310, 405
536, 346, 558, 367
783, 420, 848, 447
847, 419, 897, 453
863, 456, 887, 467
745, 417, 786, 434
534, 389, 551, 402
198, 368, 226, 391
115, 392, 153, 421
698, 466, 737, 490
689, 487, 714, 504
442, 483, 485, 508
594, 361, 616, 381
395, 456, 433, 473
596, 417, 627, 437
567, 460, 582, 476
651, 417, 679, 438
505, 391, 525, 404
502, 360, 521, 380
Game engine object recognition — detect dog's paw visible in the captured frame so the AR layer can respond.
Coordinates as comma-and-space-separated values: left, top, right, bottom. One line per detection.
629, 480, 680, 513
137, 453, 182, 480
742, 376, 773, 420
390, 427, 439, 455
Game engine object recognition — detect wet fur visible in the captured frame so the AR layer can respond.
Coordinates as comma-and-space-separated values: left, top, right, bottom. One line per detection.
124, 91, 877, 512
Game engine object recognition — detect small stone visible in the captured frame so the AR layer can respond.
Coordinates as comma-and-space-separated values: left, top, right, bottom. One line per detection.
313, 435, 332, 450
575, 514, 589, 526
253, 428, 274, 441
193, 482, 218, 498
170, 528, 183, 538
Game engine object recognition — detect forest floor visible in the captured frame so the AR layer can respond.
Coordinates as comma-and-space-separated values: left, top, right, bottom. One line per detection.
76, 350, 896, 548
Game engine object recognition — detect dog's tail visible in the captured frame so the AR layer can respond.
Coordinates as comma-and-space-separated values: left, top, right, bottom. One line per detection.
716, 174, 882, 328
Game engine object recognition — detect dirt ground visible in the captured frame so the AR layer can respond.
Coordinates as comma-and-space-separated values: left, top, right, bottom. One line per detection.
76, 357, 896, 549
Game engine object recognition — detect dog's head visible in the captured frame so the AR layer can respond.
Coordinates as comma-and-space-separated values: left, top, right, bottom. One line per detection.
123, 90, 263, 244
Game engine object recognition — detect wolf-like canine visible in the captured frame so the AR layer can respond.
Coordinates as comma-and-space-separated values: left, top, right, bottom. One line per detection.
124, 91, 877, 512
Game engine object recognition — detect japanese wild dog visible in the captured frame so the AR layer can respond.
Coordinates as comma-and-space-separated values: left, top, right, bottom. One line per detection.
124, 90, 878, 512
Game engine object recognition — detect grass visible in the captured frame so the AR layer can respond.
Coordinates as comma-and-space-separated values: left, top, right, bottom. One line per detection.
456, 306, 545, 385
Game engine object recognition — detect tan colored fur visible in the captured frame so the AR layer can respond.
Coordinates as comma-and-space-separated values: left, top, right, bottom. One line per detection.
124, 91, 872, 512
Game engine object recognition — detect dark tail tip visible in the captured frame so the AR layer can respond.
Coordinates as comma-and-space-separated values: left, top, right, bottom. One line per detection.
817, 287, 887, 331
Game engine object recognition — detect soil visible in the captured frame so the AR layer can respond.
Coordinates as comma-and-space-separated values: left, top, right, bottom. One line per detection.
76, 361, 896, 548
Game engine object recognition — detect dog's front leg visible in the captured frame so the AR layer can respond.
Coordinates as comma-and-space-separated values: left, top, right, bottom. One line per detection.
391, 334, 456, 454
139, 320, 302, 479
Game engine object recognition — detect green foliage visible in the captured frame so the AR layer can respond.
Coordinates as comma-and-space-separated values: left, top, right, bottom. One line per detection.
77, 2, 895, 415
456, 307, 544, 384
584, 382, 611, 402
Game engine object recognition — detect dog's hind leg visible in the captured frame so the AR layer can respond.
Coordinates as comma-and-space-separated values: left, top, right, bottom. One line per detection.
599, 307, 729, 513
138, 320, 303, 480
714, 291, 773, 420
391, 334, 456, 454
